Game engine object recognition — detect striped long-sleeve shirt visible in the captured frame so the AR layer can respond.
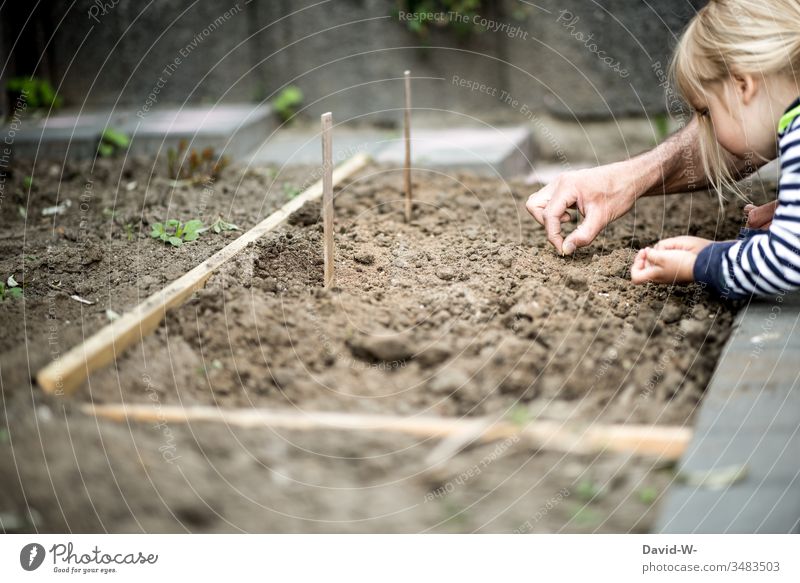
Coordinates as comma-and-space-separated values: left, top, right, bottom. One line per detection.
693, 97, 800, 300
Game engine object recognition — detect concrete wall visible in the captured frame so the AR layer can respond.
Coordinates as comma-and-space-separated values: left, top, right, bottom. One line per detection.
1, 0, 706, 161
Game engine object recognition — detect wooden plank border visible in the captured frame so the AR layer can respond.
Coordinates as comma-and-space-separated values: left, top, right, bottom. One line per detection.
84, 403, 692, 460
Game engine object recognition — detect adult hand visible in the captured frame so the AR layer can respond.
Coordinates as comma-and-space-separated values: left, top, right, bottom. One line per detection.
526, 165, 637, 255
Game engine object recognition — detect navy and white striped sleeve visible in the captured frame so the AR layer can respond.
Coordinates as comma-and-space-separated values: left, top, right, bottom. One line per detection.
693, 110, 800, 299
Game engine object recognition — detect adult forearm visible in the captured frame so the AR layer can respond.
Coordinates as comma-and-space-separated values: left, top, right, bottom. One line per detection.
632, 116, 762, 197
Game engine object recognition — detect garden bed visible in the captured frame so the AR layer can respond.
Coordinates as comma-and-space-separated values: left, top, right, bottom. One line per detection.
0, 157, 765, 533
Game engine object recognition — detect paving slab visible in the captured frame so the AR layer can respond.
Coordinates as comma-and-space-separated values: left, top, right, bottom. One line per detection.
374, 126, 534, 178
656, 294, 800, 533
248, 125, 535, 179
3, 104, 276, 161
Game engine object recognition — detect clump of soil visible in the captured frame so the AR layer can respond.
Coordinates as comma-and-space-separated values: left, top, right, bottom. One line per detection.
0, 157, 774, 533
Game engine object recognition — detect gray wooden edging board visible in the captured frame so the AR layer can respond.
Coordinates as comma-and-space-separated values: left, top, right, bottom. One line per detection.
656, 293, 800, 533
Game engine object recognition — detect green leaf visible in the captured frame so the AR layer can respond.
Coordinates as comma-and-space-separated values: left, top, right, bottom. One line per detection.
101, 128, 130, 148
97, 143, 114, 158
166, 219, 180, 228
638, 486, 658, 505
212, 218, 239, 233
183, 219, 204, 232
7, 287, 23, 299
150, 223, 165, 238
575, 479, 603, 503
159, 233, 169, 242
271, 86, 304, 122
168, 237, 183, 247
23, 176, 33, 190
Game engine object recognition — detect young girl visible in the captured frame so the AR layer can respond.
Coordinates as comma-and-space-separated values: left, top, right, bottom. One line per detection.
630, 0, 800, 299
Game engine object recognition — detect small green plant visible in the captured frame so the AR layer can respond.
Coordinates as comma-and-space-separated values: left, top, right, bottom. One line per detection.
272, 86, 304, 122
569, 503, 602, 527
22, 176, 33, 190
210, 216, 240, 233
395, 0, 482, 38
506, 404, 532, 427
575, 479, 603, 503
6, 77, 62, 110
167, 141, 229, 182
0, 275, 23, 300
653, 114, 670, 143
124, 223, 135, 241
282, 182, 302, 199
97, 128, 130, 157
638, 486, 659, 505
150, 219, 204, 247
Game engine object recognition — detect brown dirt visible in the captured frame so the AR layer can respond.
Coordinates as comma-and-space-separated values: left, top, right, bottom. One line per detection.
0, 157, 773, 533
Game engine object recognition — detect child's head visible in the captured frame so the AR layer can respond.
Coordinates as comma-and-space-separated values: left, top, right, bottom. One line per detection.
671, 0, 800, 196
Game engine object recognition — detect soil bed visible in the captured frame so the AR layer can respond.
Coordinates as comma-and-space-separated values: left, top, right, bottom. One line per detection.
91, 168, 740, 425
0, 157, 770, 533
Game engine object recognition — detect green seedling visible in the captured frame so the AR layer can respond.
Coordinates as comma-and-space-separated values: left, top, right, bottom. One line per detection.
22, 176, 33, 190
653, 114, 670, 143
282, 182, 301, 199
0, 275, 23, 300
396, 0, 481, 38
569, 503, 602, 527
272, 86, 304, 122
210, 216, 240, 234
97, 128, 131, 157
124, 223, 135, 241
575, 479, 603, 503
638, 486, 659, 505
506, 404, 532, 427
6, 77, 62, 110
150, 219, 204, 247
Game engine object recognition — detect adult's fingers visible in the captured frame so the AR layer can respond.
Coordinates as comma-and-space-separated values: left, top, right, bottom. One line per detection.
562, 211, 605, 255
525, 188, 550, 226
544, 200, 570, 254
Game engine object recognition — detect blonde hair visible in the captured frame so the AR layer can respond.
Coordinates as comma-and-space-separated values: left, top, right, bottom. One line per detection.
670, 0, 800, 199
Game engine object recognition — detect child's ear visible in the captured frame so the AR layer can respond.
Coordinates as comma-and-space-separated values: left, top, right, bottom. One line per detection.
733, 73, 758, 105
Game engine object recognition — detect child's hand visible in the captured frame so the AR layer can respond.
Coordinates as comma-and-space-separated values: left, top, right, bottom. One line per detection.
744, 201, 778, 229
653, 235, 712, 254
630, 237, 711, 285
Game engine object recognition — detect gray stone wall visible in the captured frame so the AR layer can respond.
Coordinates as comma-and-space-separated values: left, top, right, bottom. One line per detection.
2, 0, 706, 124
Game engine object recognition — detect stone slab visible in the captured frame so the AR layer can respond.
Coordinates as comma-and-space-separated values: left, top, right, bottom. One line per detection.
3, 104, 276, 161
248, 125, 535, 179
374, 126, 534, 178
656, 294, 800, 533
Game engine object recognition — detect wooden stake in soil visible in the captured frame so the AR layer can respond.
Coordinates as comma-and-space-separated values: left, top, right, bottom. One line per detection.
403, 70, 413, 222
321, 112, 335, 288
36, 153, 370, 396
